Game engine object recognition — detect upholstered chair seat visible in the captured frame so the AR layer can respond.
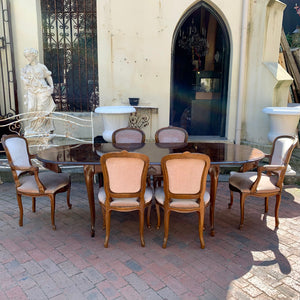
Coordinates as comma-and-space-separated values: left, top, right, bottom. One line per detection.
229, 170, 280, 193
154, 187, 210, 208
18, 172, 70, 194
98, 186, 153, 207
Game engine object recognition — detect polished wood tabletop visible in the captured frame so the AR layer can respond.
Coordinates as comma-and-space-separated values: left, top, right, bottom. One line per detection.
37, 142, 265, 166
37, 142, 265, 237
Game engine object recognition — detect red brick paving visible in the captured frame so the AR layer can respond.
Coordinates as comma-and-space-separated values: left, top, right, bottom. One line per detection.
0, 181, 300, 299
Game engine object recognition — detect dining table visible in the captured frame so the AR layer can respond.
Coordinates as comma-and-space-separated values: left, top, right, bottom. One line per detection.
36, 142, 265, 237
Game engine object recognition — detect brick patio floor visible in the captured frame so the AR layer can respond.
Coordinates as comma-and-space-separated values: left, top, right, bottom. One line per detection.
0, 181, 300, 299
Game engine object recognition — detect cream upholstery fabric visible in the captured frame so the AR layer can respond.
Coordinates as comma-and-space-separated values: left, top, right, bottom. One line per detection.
229, 171, 280, 193
5, 137, 31, 176
106, 157, 144, 193
166, 159, 205, 194
17, 172, 70, 194
271, 137, 294, 165
98, 187, 153, 206
154, 187, 210, 207
157, 129, 186, 143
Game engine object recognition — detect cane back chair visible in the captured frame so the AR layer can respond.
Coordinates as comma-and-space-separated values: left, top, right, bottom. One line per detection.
112, 127, 145, 144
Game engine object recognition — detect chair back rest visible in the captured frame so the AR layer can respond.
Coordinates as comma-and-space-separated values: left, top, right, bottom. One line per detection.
112, 127, 145, 144
161, 152, 210, 198
155, 126, 188, 143
101, 150, 149, 196
270, 135, 297, 166
1, 135, 32, 177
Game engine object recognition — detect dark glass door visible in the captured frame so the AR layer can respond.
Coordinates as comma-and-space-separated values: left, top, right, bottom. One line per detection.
171, 3, 230, 137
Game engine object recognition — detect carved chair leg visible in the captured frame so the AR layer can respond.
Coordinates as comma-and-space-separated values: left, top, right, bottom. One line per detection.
156, 203, 161, 229
139, 209, 145, 247
104, 210, 111, 248
158, 177, 162, 187
17, 194, 23, 227
264, 197, 269, 213
146, 175, 152, 188
198, 209, 205, 249
49, 195, 56, 230
275, 194, 281, 228
239, 193, 246, 229
163, 210, 170, 248
98, 173, 103, 188
101, 206, 106, 230
147, 204, 151, 228
66, 186, 72, 209
228, 190, 234, 209
32, 197, 36, 212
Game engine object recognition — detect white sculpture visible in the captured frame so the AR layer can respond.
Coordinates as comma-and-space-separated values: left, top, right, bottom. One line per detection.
21, 48, 55, 135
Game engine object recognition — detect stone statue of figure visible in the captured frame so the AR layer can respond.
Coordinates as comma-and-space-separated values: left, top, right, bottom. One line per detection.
21, 48, 55, 136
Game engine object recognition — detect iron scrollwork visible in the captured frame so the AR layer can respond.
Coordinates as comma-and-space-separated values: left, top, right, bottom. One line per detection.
129, 111, 150, 129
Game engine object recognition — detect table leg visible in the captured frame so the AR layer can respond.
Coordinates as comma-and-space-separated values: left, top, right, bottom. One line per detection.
209, 165, 220, 237
84, 165, 96, 237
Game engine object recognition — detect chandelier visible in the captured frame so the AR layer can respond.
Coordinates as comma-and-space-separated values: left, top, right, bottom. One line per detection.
177, 19, 209, 57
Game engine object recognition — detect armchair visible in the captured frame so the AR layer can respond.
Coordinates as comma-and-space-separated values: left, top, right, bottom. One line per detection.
1, 135, 71, 230
229, 135, 297, 229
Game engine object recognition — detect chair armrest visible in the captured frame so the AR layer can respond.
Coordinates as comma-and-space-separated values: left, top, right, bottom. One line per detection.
14, 165, 38, 172
259, 164, 284, 171
250, 164, 284, 192
14, 165, 46, 192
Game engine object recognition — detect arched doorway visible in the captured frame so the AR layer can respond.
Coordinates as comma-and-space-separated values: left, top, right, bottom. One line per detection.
171, 3, 230, 137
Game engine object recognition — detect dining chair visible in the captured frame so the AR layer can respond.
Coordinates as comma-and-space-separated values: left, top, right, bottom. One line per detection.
154, 151, 211, 248
151, 126, 188, 188
112, 127, 145, 144
98, 150, 153, 247
228, 135, 297, 229
97, 128, 145, 187
155, 126, 188, 143
1, 134, 71, 230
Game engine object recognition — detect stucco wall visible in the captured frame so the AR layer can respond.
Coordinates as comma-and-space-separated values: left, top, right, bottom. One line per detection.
10, 0, 42, 114
97, 0, 244, 141
243, 0, 291, 144
9, 0, 290, 145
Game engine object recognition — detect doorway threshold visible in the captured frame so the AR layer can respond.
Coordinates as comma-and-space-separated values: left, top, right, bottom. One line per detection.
188, 136, 234, 143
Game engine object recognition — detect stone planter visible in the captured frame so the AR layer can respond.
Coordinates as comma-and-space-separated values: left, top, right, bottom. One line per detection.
262, 106, 300, 142
95, 106, 136, 142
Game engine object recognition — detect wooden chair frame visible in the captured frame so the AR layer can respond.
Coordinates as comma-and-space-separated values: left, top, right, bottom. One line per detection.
1, 134, 71, 230
229, 135, 297, 229
155, 151, 210, 249
100, 150, 151, 247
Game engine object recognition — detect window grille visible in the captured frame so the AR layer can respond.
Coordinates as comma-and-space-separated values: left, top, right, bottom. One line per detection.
41, 0, 99, 112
